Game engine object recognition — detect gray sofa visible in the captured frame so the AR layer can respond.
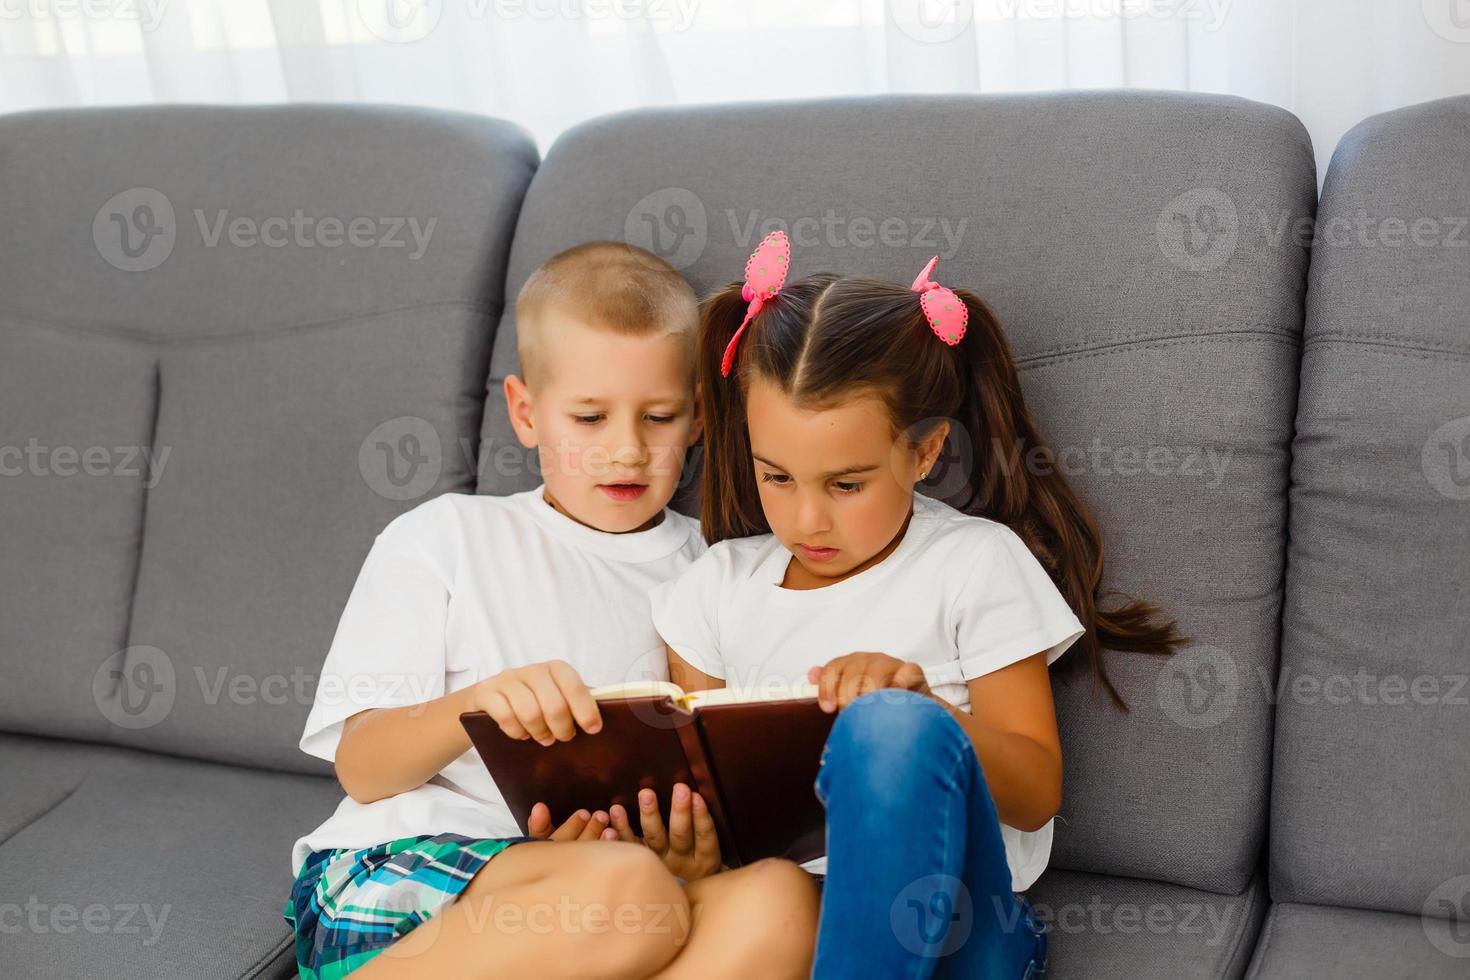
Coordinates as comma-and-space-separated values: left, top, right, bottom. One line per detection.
0, 91, 1464, 979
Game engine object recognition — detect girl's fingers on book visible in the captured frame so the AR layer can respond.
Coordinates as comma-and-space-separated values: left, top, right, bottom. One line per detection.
816, 660, 847, 712
543, 807, 590, 841
667, 783, 694, 854
823, 667, 846, 714
607, 804, 640, 843
523, 671, 578, 742
575, 811, 610, 841
893, 660, 931, 694
638, 788, 669, 854
691, 793, 721, 867
837, 668, 875, 709
527, 801, 554, 839
547, 660, 604, 734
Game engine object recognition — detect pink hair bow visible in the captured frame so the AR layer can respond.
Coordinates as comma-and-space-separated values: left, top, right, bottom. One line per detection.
911, 255, 968, 345
720, 230, 791, 377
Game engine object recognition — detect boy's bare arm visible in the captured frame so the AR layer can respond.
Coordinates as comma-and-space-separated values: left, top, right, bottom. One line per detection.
334, 660, 603, 804
334, 687, 478, 804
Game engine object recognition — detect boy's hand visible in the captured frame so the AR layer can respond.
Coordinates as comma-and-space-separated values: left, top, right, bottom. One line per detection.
808, 653, 931, 713
470, 660, 602, 746
607, 784, 723, 881
525, 801, 620, 842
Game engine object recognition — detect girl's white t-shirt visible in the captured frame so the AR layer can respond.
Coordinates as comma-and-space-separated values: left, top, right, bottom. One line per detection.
648, 490, 1084, 891
290, 487, 704, 877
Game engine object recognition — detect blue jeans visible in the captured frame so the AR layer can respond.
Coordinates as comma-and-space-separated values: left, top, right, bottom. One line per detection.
809, 690, 1049, 979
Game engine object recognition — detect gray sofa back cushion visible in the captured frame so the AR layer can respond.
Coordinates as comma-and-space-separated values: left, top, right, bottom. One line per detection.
476, 92, 1315, 893
1271, 95, 1470, 915
0, 331, 155, 745
0, 105, 537, 774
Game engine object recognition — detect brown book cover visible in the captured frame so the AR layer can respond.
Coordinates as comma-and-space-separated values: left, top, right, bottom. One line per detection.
459, 681, 836, 868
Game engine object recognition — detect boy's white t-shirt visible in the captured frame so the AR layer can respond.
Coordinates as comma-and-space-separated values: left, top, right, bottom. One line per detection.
648, 490, 1084, 892
291, 487, 704, 877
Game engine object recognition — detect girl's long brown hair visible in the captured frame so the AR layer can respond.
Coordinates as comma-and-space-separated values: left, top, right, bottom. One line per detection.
698, 272, 1186, 712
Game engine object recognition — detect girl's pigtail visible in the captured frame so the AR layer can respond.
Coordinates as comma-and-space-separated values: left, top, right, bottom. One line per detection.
696, 283, 768, 544
948, 288, 1189, 712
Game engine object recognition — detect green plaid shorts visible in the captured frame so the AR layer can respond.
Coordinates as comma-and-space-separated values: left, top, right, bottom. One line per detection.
283, 832, 543, 979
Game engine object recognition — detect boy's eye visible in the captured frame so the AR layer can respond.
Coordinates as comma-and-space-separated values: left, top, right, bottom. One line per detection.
573, 414, 605, 425
760, 472, 792, 486
834, 481, 864, 494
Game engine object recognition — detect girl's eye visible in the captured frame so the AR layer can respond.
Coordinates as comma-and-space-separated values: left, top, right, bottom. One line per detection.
760, 472, 791, 486
834, 482, 864, 494
646, 415, 676, 424
574, 415, 604, 425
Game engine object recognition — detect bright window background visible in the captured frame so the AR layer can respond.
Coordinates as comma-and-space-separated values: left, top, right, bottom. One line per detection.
3, 0, 1469, 185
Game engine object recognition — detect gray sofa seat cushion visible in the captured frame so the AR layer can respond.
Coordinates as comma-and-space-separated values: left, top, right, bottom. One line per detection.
0, 105, 539, 775
1244, 903, 1469, 979
0, 735, 122, 844
0, 736, 342, 980
479, 91, 1315, 895
1270, 94, 1470, 916
1028, 868, 1268, 980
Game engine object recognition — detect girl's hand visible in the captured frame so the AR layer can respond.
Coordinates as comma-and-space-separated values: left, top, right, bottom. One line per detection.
470, 660, 602, 746
807, 653, 931, 713
525, 801, 620, 842
607, 784, 724, 881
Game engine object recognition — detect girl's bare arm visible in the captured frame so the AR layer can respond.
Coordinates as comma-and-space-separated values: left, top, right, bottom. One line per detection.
810, 650, 1062, 833
941, 652, 1062, 833
666, 644, 727, 693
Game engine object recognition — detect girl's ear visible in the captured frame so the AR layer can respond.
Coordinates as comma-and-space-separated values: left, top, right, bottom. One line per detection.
916, 419, 951, 480
504, 374, 539, 449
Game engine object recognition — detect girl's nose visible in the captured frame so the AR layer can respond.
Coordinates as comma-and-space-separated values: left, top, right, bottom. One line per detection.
794, 489, 831, 535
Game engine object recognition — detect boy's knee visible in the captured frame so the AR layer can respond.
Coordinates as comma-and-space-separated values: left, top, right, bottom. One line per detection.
740, 859, 821, 966
465, 842, 689, 978
741, 859, 821, 930
584, 844, 691, 972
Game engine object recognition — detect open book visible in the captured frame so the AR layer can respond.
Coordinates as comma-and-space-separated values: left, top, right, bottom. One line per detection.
460, 680, 834, 869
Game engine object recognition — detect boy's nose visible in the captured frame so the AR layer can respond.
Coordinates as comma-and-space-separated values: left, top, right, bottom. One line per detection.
610, 439, 649, 470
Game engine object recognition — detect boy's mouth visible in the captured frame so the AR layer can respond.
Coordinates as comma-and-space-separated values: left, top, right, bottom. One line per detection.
798, 544, 840, 563
598, 482, 648, 502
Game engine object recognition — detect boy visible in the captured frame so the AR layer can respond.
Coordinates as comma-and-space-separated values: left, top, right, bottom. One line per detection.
283, 243, 819, 980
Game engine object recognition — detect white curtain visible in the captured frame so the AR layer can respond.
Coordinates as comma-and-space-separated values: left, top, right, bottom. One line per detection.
3, 0, 1468, 187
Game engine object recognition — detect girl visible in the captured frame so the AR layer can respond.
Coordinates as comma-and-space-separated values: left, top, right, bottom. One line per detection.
637, 230, 1186, 979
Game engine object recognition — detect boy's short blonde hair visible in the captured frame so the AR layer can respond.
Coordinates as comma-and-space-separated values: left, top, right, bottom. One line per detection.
515, 241, 699, 389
